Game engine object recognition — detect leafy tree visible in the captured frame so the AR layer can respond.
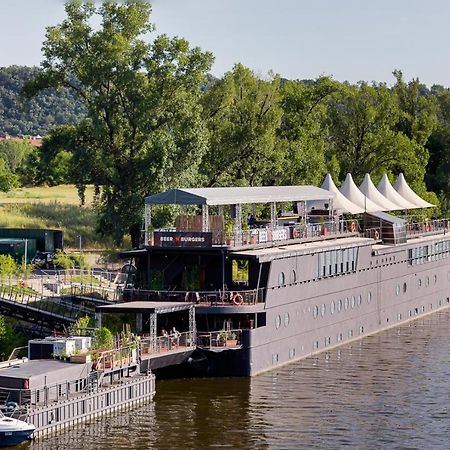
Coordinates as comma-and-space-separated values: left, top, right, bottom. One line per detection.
277, 77, 338, 185
327, 82, 426, 184
0, 160, 19, 192
0, 66, 84, 136
0, 139, 34, 174
0, 254, 18, 284
23, 1, 213, 246
201, 64, 282, 187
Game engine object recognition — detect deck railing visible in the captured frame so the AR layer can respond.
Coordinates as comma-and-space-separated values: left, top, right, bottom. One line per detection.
123, 287, 265, 305
197, 329, 242, 349
140, 331, 195, 356
406, 219, 450, 237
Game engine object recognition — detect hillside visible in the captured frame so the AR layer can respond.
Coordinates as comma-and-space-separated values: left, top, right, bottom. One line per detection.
0, 66, 85, 136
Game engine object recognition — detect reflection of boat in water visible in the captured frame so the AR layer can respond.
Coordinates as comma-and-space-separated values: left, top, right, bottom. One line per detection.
0, 411, 35, 446
121, 174, 449, 376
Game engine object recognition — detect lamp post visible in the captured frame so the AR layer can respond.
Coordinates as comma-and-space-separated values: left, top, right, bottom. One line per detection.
77, 235, 82, 253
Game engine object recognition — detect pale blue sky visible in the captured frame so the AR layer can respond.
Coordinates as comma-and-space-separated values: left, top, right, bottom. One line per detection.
1, 0, 450, 86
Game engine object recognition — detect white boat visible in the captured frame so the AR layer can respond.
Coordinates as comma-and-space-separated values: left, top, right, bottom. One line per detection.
0, 411, 35, 446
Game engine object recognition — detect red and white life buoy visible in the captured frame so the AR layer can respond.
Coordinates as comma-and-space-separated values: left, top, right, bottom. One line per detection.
232, 293, 244, 306
374, 230, 380, 240
351, 221, 357, 233
292, 228, 300, 239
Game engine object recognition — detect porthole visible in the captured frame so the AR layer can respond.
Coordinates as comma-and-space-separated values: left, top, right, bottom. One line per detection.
351, 296, 355, 309
344, 297, 349, 310
434, 274, 437, 285
425, 276, 430, 287
291, 270, 297, 284
284, 312, 290, 327
313, 305, 318, 319
396, 284, 400, 296
403, 282, 407, 294
338, 299, 342, 312
278, 272, 285, 286
313, 341, 319, 350
320, 303, 326, 317
418, 279, 422, 288
275, 315, 281, 329
357, 294, 362, 306
397, 313, 402, 320
331, 300, 336, 315
421, 305, 425, 312
368, 292, 372, 304
348, 330, 353, 338
359, 326, 364, 334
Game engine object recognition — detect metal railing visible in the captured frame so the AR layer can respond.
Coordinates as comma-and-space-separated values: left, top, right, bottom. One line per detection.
197, 329, 242, 349
406, 219, 450, 236
140, 331, 195, 356
0, 284, 94, 321
93, 344, 138, 372
123, 287, 265, 305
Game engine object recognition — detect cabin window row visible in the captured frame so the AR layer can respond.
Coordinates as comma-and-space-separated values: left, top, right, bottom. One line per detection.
408, 240, 450, 266
313, 291, 370, 319
318, 247, 358, 278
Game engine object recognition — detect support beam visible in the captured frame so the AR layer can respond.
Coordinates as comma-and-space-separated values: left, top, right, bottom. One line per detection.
234, 204, 242, 245
149, 312, 157, 351
202, 204, 209, 232
144, 204, 152, 245
136, 313, 143, 334
270, 202, 277, 229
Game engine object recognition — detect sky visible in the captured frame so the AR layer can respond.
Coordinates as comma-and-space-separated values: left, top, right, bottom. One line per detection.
1, 0, 450, 86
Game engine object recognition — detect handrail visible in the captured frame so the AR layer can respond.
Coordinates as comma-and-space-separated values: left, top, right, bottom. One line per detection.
123, 287, 265, 305
140, 331, 195, 356
197, 329, 242, 348
7, 346, 27, 362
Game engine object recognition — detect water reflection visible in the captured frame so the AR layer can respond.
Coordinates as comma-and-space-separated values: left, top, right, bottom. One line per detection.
25, 311, 450, 449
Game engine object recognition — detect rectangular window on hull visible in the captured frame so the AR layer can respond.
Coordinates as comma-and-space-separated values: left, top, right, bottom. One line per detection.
318, 247, 359, 278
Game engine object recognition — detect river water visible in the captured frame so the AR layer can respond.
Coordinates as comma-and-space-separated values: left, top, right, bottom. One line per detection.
23, 310, 450, 449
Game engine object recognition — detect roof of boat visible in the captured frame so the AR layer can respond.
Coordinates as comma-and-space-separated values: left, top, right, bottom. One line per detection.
145, 186, 335, 206
97, 301, 193, 314
233, 236, 374, 262
0, 359, 82, 379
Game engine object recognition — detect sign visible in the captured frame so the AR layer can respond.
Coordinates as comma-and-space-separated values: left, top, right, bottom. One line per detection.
154, 231, 213, 248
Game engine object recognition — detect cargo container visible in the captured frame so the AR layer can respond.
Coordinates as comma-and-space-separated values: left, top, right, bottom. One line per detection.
0, 238, 37, 262
0, 228, 63, 253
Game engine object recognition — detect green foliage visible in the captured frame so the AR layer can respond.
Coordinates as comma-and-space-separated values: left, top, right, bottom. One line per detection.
0, 317, 28, 359
69, 315, 93, 335
93, 326, 114, 350
0, 254, 18, 283
0, 159, 19, 192
0, 66, 84, 136
52, 250, 73, 269
201, 64, 282, 187
25, 2, 214, 246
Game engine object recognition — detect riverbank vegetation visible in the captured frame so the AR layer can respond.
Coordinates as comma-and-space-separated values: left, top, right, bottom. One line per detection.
0, 1, 448, 246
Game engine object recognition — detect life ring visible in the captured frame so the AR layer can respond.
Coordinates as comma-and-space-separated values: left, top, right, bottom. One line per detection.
292, 228, 300, 239
351, 221, 357, 233
374, 230, 380, 240
232, 293, 244, 306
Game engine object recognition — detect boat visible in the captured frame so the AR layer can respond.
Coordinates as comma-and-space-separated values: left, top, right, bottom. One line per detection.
0, 411, 35, 446
116, 174, 448, 376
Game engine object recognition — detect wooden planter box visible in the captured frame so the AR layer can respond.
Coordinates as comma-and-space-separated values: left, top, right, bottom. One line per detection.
70, 353, 92, 364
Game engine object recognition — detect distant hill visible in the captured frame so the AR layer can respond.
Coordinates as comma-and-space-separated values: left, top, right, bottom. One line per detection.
0, 66, 85, 136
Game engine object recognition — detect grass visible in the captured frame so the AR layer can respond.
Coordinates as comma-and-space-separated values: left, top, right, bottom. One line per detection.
0, 185, 95, 205
0, 185, 119, 249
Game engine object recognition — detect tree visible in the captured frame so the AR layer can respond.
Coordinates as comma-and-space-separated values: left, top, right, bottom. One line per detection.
0, 159, 19, 192
277, 77, 338, 186
327, 82, 426, 184
0, 254, 18, 284
23, 1, 213, 246
200, 64, 282, 187
0, 140, 34, 174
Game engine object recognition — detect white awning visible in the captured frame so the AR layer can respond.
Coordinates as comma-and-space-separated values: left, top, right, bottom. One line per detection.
393, 174, 435, 208
377, 174, 418, 210
320, 174, 364, 214
145, 186, 335, 206
339, 174, 383, 212
359, 174, 402, 211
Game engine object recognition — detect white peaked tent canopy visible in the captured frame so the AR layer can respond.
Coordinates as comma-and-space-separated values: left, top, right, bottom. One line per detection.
393, 173, 435, 208
359, 174, 402, 211
377, 174, 417, 210
339, 173, 383, 212
321, 174, 364, 214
